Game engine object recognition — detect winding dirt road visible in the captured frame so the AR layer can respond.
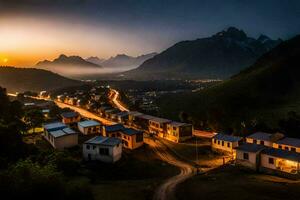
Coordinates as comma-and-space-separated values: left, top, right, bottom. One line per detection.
145, 138, 195, 200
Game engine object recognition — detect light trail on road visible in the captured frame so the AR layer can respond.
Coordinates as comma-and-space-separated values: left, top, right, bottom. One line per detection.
110, 89, 129, 111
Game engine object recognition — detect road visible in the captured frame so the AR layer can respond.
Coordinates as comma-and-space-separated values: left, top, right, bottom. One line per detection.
54, 101, 115, 125
145, 137, 195, 200
110, 89, 129, 111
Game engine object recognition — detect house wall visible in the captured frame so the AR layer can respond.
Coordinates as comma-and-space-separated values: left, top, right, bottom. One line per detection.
78, 125, 101, 135
246, 138, 273, 147
261, 154, 277, 170
54, 134, 78, 150
236, 150, 258, 170
273, 143, 300, 153
83, 143, 122, 163
122, 134, 144, 150
166, 124, 193, 143
211, 138, 236, 153
62, 116, 81, 124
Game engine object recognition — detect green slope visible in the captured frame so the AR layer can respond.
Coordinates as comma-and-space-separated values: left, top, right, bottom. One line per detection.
157, 35, 300, 134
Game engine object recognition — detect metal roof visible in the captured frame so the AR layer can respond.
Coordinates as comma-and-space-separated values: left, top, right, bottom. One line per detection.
49, 127, 77, 138
247, 132, 272, 141
104, 124, 125, 132
84, 136, 121, 146
128, 111, 143, 116
213, 133, 242, 142
61, 112, 79, 118
262, 148, 300, 162
44, 122, 67, 132
236, 143, 266, 153
116, 111, 129, 117
136, 114, 156, 120
149, 117, 171, 124
122, 128, 143, 136
78, 120, 101, 128
168, 121, 190, 127
276, 137, 300, 148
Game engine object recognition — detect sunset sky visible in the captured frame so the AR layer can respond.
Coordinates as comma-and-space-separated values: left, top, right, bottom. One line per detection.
0, 0, 299, 66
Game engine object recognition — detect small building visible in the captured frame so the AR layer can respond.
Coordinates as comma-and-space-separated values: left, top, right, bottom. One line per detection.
134, 114, 155, 130
236, 143, 266, 170
43, 122, 78, 150
260, 148, 300, 177
115, 111, 129, 123
83, 136, 122, 163
246, 132, 284, 147
104, 108, 120, 119
149, 117, 172, 137
211, 133, 243, 155
78, 120, 101, 135
102, 124, 125, 137
166, 122, 193, 143
42, 109, 50, 118
61, 112, 81, 124
127, 111, 143, 125
274, 137, 300, 153
121, 128, 144, 149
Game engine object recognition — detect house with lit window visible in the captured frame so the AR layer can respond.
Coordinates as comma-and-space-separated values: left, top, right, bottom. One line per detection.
134, 114, 155, 130
61, 111, 81, 124
78, 120, 101, 135
246, 132, 284, 147
83, 136, 122, 163
165, 122, 193, 143
115, 111, 129, 123
127, 111, 143, 125
102, 124, 125, 137
260, 148, 300, 178
149, 117, 172, 137
236, 143, 266, 170
43, 122, 78, 150
211, 133, 243, 155
273, 137, 300, 153
121, 128, 144, 149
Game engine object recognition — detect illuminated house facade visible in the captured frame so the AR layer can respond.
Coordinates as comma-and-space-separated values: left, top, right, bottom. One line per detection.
246, 132, 284, 147
78, 120, 101, 135
83, 136, 122, 163
273, 137, 300, 153
236, 143, 266, 170
61, 111, 81, 124
165, 122, 193, 143
121, 128, 144, 149
149, 117, 171, 137
212, 133, 243, 155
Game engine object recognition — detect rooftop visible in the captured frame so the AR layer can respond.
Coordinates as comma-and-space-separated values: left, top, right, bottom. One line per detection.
49, 127, 77, 138
78, 120, 101, 128
262, 148, 300, 162
247, 132, 272, 141
104, 124, 125, 132
84, 136, 121, 146
61, 111, 79, 118
128, 111, 143, 116
136, 114, 156, 120
116, 111, 129, 117
277, 137, 300, 148
213, 133, 242, 142
236, 143, 266, 153
169, 121, 190, 127
150, 117, 171, 124
122, 128, 143, 135
44, 122, 67, 132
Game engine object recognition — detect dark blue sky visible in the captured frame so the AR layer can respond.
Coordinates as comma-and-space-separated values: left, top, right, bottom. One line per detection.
0, 0, 299, 63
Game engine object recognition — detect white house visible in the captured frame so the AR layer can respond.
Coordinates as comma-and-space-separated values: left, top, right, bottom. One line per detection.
43, 122, 78, 150
236, 143, 266, 170
246, 132, 284, 147
273, 137, 300, 153
211, 133, 243, 155
83, 136, 122, 163
78, 120, 101, 135
260, 148, 300, 177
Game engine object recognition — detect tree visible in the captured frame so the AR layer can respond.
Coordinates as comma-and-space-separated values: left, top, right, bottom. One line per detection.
24, 109, 44, 134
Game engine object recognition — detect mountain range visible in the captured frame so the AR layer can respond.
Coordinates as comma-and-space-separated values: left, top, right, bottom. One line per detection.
0, 67, 81, 92
86, 52, 157, 68
157, 34, 300, 135
123, 27, 282, 80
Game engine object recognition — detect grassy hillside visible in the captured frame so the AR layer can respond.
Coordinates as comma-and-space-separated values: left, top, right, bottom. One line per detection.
157, 35, 300, 136
0, 67, 82, 92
